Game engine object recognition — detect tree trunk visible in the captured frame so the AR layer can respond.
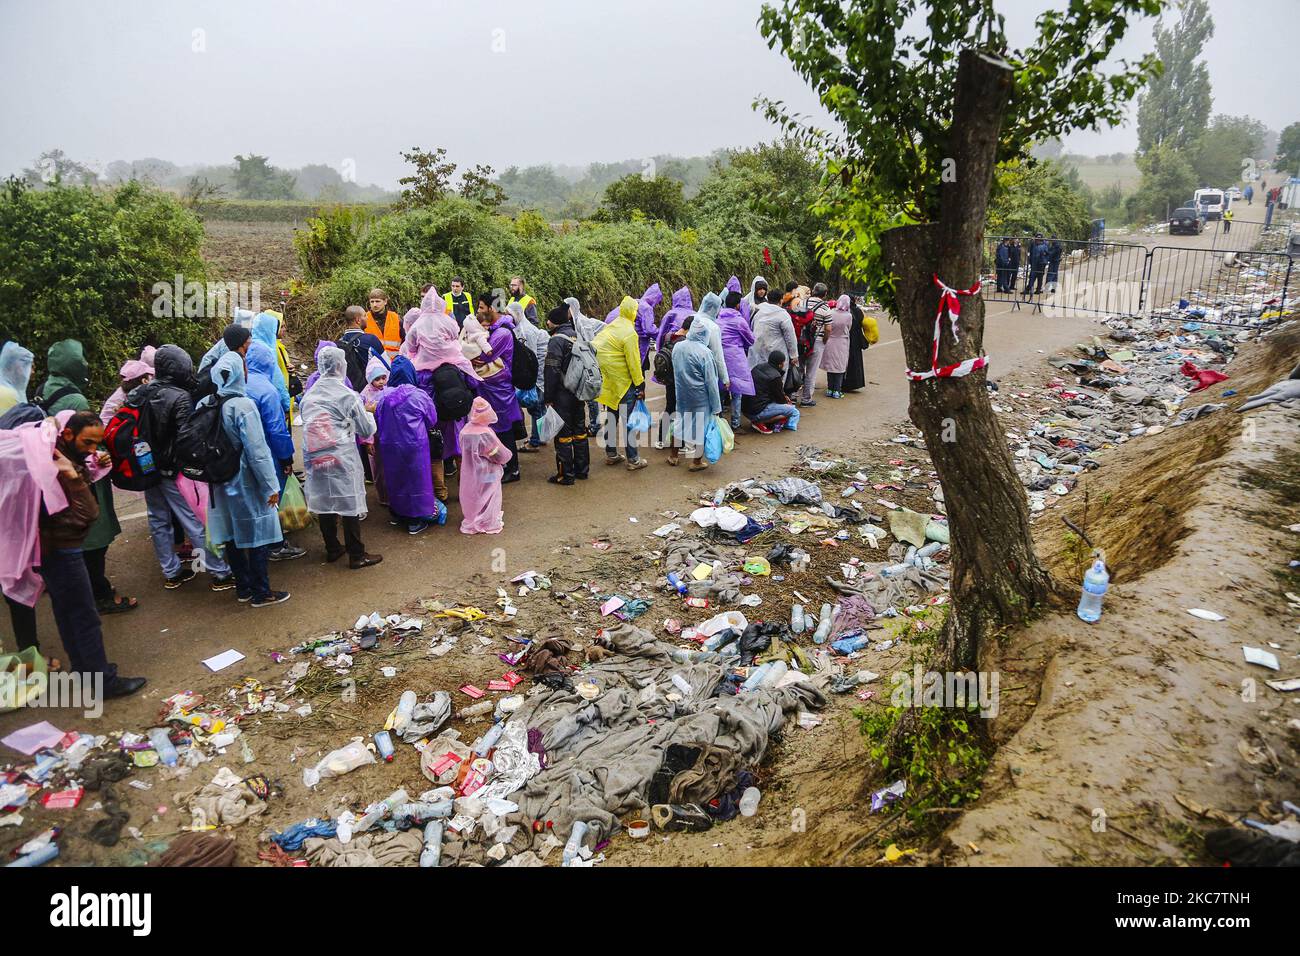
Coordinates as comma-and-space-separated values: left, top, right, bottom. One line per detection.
879, 50, 1054, 671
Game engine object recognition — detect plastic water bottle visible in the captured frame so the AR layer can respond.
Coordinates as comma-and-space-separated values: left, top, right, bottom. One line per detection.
419, 820, 444, 868
1076, 558, 1109, 623
148, 727, 178, 767
562, 820, 589, 867
790, 604, 805, 633
666, 573, 688, 595
472, 721, 505, 756
393, 690, 417, 733
133, 440, 156, 474
741, 662, 772, 692
671, 673, 694, 695
812, 604, 833, 644
738, 787, 761, 817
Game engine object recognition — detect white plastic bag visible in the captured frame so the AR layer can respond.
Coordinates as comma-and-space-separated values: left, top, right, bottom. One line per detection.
303, 741, 376, 788
538, 406, 565, 444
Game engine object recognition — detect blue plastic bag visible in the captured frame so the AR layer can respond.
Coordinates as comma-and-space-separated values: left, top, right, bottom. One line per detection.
432, 499, 448, 526
627, 399, 652, 435
703, 417, 723, 463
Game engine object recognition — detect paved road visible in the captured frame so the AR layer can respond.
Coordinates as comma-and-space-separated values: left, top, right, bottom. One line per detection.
1, 218, 1264, 732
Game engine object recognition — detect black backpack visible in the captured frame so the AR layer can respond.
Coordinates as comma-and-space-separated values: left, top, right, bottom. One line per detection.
511, 333, 538, 390
339, 334, 371, 392
173, 397, 240, 484
430, 364, 474, 422
104, 393, 163, 491
34, 385, 79, 412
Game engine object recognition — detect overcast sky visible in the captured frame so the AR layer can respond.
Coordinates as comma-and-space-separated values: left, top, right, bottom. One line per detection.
1, 0, 1295, 186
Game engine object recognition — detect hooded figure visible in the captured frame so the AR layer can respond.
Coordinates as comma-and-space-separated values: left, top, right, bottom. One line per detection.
653, 286, 694, 380
0, 342, 34, 414
251, 311, 292, 413
302, 340, 337, 393
744, 275, 767, 317
204, 351, 284, 552
458, 397, 509, 535
40, 340, 90, 414
403, 287, 476, 378
374, 355, 442, 526
360, 356, 388, 409
594, 295, 645, 411
749, 299, 798, 371
723, 276, 750, 324
605, 282, 662, 367
245, 342, 297, 479
98, 354, 154, 426
509, 302, 549, 394
671, 320, 722, 455
716, 294, 756, 397
820, 294, 854, 382
691, 293, 730, 392
476, 309, 524, 433
564, 296, 605, 344
300, 346, 376, 518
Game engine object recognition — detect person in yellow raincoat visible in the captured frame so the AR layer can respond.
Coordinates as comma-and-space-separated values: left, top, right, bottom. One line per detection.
593, 295, 647, 470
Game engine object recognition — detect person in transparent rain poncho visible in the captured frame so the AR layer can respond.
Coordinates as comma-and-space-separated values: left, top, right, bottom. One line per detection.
299, 346, 382, 569
458, 397, 510, 535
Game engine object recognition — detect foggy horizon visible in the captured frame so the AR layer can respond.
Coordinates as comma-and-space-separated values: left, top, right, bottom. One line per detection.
2, 0, 1296, 189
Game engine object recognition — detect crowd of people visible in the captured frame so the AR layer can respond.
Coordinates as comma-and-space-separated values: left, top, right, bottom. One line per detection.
0, 273, 875, 698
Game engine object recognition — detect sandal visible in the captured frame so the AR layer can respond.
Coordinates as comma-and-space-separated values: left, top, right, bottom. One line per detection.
98, 595, 139, 615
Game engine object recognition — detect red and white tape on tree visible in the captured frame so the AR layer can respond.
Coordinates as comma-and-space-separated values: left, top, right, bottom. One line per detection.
905, 274, 990, 382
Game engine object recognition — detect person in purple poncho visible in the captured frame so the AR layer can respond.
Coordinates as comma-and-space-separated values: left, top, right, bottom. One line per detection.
723, 276, 749, 324
717, 291, 756, 430
374, 355, 447, 536
652, 286, 694, 381
473, 292, 523, 483
606, 282, 663, 370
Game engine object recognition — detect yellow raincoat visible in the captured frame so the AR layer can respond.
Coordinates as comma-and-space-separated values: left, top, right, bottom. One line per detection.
593, 295, 644, 410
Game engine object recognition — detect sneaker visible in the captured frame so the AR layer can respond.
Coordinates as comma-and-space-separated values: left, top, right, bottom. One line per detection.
799, 399, 817, 407
626, 459, 648, 472
605, 454, 625, 466
324, 548, 346, 563
103, 675, 148, 699
501, 472, 521, 484
209, 575, 236, 592
752, 421, 774, 434
519, 444, 540, 454
408, 520, 430, 535
251, 591, 291, 608
236, 591, 253, 603
164, 567, 196, 589
349, 553, 384, 570
269, 544, 307, 562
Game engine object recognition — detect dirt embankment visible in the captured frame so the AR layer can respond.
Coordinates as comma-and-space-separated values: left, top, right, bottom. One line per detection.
946, 325, 1300, 865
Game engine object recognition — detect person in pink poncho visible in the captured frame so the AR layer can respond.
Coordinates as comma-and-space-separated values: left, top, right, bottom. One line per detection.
458, 397, 509, 535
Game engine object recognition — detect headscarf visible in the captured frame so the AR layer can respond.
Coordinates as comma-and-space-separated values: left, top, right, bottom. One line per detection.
387, 354, 418, 389
0, 342, 35, 404
211, 350, 247, 399
835, 293, 852, 311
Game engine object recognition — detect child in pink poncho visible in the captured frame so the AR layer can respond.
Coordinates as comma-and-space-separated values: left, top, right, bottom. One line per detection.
458, 397, 509, 535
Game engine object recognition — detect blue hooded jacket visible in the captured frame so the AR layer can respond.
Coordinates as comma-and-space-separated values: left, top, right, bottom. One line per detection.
245, 342, 296, 465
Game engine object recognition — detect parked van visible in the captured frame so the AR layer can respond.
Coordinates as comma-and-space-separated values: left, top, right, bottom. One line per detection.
1194, 188, 1227, 221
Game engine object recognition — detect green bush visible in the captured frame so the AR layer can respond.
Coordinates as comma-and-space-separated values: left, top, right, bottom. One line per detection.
310, 195, 824, 322
0, 180, 211, 395
294, 204, 370, 282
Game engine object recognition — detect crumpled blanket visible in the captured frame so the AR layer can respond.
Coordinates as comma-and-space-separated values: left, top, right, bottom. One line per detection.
762, 476, 822, 505
179, 777, 267, 828
504, 621, 824, 844
664, 540, 745, 604
523, 635, 572, 676
303, 828, 423, 867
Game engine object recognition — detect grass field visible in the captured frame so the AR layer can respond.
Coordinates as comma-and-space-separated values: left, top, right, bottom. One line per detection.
1065, 158, 1141, 192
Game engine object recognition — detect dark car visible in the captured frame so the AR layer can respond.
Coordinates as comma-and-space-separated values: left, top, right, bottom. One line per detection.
1169, 206, 1204, 235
